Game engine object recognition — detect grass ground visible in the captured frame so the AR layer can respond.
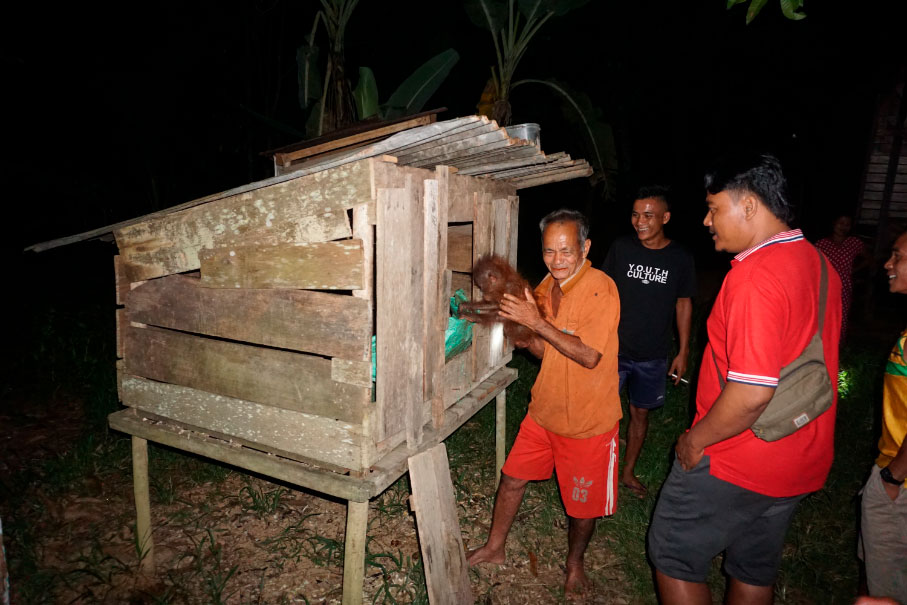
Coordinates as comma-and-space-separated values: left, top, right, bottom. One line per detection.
0, 294, 894, 603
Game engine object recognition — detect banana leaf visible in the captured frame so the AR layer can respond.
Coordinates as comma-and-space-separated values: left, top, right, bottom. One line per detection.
296, 44, 322, 111
517, 0, 589, 19
512, 78, 617, 190
464, 0, 508, 31
745, 0, 770, 24
353, 67, 379, 120
779, 0, 806, 20
381, 48, 459, 120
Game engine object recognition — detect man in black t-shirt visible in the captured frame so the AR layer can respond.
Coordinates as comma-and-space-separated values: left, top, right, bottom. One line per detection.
602, 186, 696, 498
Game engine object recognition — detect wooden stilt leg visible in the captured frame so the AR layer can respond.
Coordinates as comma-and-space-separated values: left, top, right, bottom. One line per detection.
495, 390, 506, 488
132, 436, 155, 573
342, 500, 369, 605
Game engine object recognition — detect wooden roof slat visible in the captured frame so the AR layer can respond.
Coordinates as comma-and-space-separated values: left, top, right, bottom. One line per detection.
393, 130, 513, 164
490, 158, 580, 179
385, 118, 495, 156
289, 116, 484, 173
511, 164, 592, 189
456, 154, 551, 176
27, 115, 593, 252
274, 114, 437, 167
451, 146, 544, 170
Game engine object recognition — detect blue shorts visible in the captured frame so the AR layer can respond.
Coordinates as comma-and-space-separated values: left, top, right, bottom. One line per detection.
648, 456, 805, 586
618, 355, 667, 410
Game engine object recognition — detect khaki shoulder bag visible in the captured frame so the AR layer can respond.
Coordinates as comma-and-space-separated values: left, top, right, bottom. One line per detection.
713, 248, 834, 441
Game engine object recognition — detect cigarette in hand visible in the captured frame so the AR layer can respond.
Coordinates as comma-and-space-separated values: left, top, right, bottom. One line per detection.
669, 373, 690, 385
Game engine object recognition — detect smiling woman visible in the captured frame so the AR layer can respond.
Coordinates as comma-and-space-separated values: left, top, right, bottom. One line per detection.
884, 232, 907, 294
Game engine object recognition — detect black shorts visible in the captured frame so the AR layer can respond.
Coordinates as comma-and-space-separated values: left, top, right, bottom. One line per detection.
648, 456, 805, 586
617, 355, 667, 410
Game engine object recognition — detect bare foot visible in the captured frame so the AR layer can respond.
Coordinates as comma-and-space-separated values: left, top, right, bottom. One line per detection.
466, 544, 505, 566
620, 475, 647, 499
564, 563, 591, 598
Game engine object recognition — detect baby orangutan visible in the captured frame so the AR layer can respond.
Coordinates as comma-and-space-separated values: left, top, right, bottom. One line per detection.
457, 255, 542, 345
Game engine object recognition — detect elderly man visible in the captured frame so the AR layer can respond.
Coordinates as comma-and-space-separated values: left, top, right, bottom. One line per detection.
648, 153, 842, 604
467, 208, 621, 596
858, 230, 907, 603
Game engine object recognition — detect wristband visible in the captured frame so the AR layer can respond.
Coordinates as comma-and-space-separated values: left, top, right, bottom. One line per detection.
880, 466, 903, 485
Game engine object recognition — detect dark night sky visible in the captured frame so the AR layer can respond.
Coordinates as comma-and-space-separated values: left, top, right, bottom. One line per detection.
4, 0, 905, 276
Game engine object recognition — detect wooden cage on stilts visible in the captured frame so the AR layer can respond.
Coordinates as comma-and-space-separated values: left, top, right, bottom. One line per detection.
29, 114, 592, 603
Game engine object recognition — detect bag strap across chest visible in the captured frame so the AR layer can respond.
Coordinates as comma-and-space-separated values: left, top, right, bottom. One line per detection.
712, 247, 828, 389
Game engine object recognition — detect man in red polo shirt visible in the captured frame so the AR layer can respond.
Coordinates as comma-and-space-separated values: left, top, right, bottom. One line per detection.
648, 153, 842, 604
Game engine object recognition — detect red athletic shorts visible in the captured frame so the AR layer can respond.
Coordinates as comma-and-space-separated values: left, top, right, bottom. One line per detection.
502, 414, 619, 518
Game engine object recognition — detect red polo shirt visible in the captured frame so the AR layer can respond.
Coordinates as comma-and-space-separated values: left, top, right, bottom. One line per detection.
694, 230, 842, 497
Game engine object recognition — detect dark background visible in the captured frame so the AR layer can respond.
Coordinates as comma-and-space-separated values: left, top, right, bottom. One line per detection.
4, 0, 906, 292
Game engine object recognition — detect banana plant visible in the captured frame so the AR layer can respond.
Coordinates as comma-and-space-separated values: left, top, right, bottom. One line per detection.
466, 0, 616, 192
351, 49, 460, 121
727, 0, 806, 24
298, 0, 359, 137
297, 1, 458, 138
465, 0, 588, 126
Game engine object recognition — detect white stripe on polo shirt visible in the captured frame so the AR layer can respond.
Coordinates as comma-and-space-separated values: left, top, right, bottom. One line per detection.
733, 229, 804, 263
726, 370, 780, 388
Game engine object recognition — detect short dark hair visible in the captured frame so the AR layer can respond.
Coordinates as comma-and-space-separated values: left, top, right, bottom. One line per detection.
704, 153, 792, 223
539, 209, 590, 248
635, 185, 671, 212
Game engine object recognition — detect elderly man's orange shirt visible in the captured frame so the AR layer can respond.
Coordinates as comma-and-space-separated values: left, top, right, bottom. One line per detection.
529, 260, 622, 439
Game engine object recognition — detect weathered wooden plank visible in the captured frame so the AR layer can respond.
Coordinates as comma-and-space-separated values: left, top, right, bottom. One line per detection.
332, 358, 372, 388
368, 363, 516, 497
342, 501, 370, 605
132, 436, 155, 573
495, 391, 506, 487
865, 191, 907, 202
408, 444, 474, 605
120, 374, 363, 469
199, 240, 363, 290
109, 409, 372, 501
447, 224, 473, 272
394, 125, 503, 164
490, 157, 580, 179
865, 172, 907, 184
126, 274, 369, 360
448, 175, 477, 223
118, 212, 352, 283
446, 173, 515, 222
451, 271, 472, 297
402, 131, 514, 165
376, 178, 425, 446
424, 177, 442, 408
867, 154, 907, 168
441, 350, 473, 409
116, 309, 126, 359
512, 165, 593, 189
114, 161, 370, 281
114, 255, 128, 306
864, 182, 907, 192
123, 325, 368, 422
275, 113, 438, 166
472, 194, 495, 381
492, 198, 516, 362
391, 121, 497, 158
453, 147, 545, 172
507, 196, 519, 266
493, 198, 512, 258
433, 166, 452, 429
351, 202, 374, 311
